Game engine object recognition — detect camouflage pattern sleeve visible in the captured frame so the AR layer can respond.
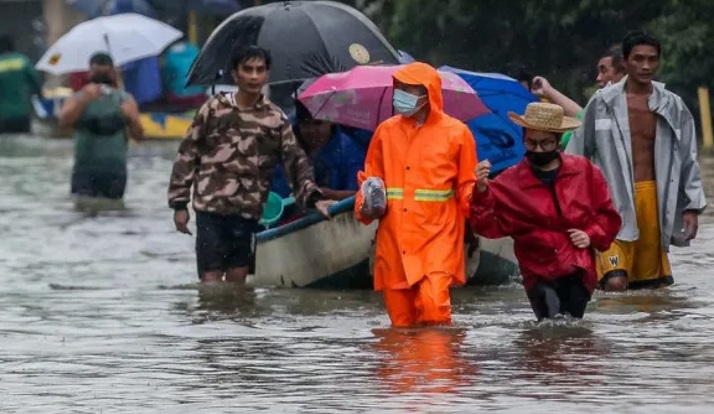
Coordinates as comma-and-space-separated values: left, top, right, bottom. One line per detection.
279, 118, 322, 208
167, 102, 209, 210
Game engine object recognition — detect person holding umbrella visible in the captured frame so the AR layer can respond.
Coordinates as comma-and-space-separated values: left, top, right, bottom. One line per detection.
271, 101, 367, 202
168, 45, 335, 284
355, 62, 478, 328
59, 53, 145, 205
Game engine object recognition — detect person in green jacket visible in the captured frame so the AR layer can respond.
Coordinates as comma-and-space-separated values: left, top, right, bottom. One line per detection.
0, 35, 42, 134
59, 53, 145, 203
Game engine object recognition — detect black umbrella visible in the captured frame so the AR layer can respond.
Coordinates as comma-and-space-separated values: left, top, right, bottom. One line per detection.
186, 0, 401, 86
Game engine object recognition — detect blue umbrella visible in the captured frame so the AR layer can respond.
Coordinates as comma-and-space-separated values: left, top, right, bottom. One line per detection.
440, 65, 538, 173
66, 0, 156, 18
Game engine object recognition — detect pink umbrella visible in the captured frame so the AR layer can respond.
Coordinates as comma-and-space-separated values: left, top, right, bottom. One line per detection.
297, 64, 490, 130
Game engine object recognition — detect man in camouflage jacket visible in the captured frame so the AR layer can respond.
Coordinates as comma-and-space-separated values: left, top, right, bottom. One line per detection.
168, 46, 334, 283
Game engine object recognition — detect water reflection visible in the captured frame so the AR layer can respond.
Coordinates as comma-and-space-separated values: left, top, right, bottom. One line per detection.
515, 323, 608, 378
1, 135, 714, 412
196, 284, 259, 315
371, 327, 477, 394
594, 287, 699, 320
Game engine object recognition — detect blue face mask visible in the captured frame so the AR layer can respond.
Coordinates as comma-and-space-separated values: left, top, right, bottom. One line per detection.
393, 89, 426, 116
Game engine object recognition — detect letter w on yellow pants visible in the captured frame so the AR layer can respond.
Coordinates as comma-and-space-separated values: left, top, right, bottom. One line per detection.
382, 272, 452, 327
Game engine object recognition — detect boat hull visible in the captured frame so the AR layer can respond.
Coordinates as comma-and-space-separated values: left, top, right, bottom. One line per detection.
250, 198, 378, 289
247, 197, 519, 289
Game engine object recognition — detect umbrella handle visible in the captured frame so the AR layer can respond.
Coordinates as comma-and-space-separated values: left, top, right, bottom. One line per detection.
103, 33, 113, 59
211, 70, 223, 96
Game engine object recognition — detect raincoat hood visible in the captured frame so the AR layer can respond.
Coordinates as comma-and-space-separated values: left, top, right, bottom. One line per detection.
393, 62, 444, 113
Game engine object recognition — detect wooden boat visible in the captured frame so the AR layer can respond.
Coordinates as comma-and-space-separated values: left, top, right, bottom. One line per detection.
137, 112, 193, 140
249, 197, 377, 289
466, 235, 519, 286
247, 196, 518, 289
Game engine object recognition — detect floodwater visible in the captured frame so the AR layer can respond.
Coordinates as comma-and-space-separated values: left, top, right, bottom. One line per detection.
1, 134, 713, 413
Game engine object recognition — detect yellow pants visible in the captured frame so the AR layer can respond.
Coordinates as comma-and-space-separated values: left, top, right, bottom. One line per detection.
596, 181, 674, 289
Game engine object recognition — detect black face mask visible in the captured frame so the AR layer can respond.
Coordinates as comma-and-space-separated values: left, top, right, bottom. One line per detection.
89, 72, 114, 85
525, 150, 559, 167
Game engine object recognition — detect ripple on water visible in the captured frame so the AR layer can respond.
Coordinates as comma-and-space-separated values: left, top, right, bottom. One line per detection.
1, 136, 714, 412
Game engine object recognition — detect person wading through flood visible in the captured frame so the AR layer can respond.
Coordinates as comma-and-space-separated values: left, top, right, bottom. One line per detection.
59, 53, 145, 207
0, 35, 42, 134
567, 31, 707, 292
470, 103, 622, 321
355, 62, 477, 328
168, 46, 334, 284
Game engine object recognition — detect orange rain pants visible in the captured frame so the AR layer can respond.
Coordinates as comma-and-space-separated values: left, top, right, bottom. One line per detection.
382, 272, 453, 327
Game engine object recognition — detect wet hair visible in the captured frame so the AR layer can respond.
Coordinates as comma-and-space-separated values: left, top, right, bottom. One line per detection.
292, 100, 334, 151
0, 35, 14, 53
601, 45, 625, 74
506, 63, 534, 90
295, 101, 313, 123
230, 45, 272, 71
622, 30, 661, 59
89, 52, 114, 66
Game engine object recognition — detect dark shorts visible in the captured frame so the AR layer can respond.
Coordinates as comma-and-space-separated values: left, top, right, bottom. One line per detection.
71, 170, 127, 199
195, 211, 259, 277
0, 117, 31, 134
526, 271, 591, 321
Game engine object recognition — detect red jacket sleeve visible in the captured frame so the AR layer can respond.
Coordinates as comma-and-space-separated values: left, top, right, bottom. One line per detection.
583, 164, 622, 251
469, 180, 515, 239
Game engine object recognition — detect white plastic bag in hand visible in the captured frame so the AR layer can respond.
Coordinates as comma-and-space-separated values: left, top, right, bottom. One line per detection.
361, 177, 386, 218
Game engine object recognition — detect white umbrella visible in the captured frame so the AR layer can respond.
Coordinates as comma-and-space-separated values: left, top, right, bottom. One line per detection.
36, 13, 183, 75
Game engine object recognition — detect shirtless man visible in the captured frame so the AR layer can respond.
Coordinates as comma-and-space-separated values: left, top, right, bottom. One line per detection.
566, 31, 707, 291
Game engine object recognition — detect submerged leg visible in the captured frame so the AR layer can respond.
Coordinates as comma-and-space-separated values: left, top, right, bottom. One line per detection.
415, 272, 453, 326
527, 282, 561, 321
383, 288, 418, 328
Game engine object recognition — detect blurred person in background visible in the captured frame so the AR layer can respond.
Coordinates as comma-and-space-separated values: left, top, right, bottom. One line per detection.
272, 101, 367, 202
532, 45, 627, 148
59, 53, 145, 205
0, 35, 42, 134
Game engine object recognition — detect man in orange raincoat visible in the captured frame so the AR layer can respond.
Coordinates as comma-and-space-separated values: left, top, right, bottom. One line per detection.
355, 62, 478, 327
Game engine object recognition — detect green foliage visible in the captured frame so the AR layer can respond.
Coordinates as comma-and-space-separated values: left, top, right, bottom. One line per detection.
357, 0, 713, 117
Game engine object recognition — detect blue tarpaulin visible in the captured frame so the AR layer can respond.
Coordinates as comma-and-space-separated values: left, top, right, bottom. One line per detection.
440, 65, 538, 173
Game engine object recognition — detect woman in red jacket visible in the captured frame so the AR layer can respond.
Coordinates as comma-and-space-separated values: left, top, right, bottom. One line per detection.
470, 102, 622, 321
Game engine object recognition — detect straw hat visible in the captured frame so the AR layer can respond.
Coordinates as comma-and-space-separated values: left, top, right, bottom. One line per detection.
508, 102, 581, 133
